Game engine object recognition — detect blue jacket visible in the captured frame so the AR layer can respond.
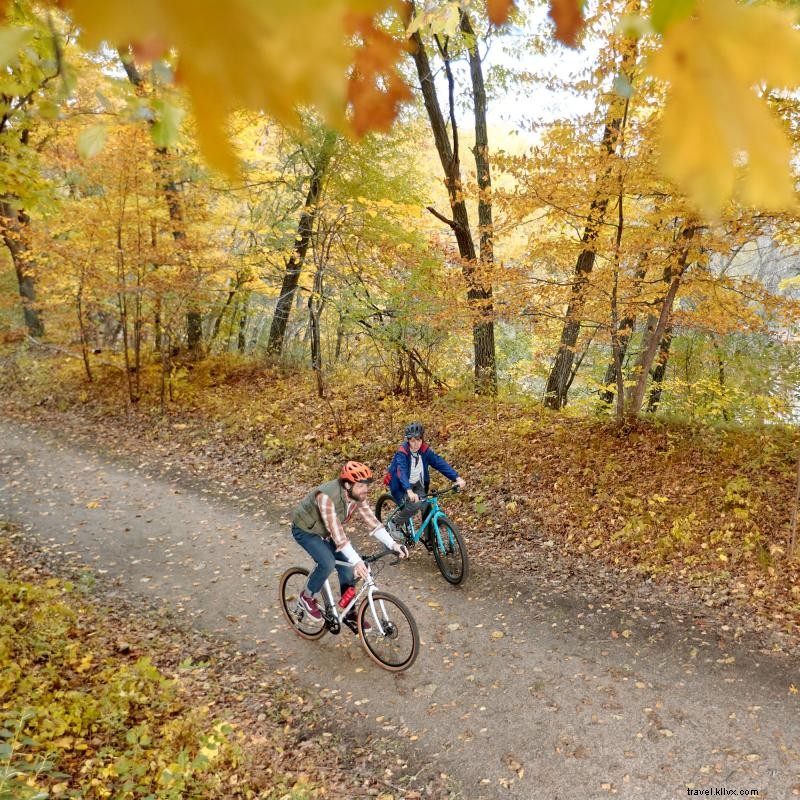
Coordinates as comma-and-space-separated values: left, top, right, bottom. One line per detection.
385, 441, 459, 504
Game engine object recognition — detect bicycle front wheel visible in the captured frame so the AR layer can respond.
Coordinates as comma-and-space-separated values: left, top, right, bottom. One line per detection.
432, 516, 469, 585
357, 592, 419, 672
279, 567, 327, 640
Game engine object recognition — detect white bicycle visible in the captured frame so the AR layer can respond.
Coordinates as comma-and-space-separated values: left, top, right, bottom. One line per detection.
279, 550, 419, 672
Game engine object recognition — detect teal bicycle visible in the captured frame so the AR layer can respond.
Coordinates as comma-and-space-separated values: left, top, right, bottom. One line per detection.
374, 485, 468, 585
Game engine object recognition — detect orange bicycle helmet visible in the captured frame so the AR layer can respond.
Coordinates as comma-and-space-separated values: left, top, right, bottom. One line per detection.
339, 461, 373, 483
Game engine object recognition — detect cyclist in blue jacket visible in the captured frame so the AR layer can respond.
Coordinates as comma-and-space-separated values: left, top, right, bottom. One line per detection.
385, 421, 466, 540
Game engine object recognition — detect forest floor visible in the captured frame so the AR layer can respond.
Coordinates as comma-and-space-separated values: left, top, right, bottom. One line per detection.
1, 350, 799, 798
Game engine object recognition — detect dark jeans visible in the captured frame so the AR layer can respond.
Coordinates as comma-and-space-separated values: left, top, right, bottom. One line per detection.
292, 524, 354, 596
394, 481, 430, 527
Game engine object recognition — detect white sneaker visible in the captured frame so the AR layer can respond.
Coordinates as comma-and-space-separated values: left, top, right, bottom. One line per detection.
386, 520, 405, 542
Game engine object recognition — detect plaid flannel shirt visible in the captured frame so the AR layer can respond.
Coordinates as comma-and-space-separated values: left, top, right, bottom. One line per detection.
316, 492, 381, 552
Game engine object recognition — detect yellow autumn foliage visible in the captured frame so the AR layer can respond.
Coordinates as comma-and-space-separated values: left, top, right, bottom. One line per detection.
649, 0, 800, 215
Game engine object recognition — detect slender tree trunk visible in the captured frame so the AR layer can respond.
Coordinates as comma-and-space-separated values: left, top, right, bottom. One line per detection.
151, 219, 162, 352
601, 254, 649, 405
543, 31, 638, 410
460, 10, 497, 394
609, 164, 628, 420
237, 294, 249, 353
334, 312, 345, 363
120, 51, 202, 357
133, 267, 142, 398
646, 325, 673, 413
564, 330, 596, 399
308, 268, 325, 398
115, 225, 137, 405
210, 276, 241, 345
627, 225, 695, 417
159, 329, 172, 414
76, 273, 93, 383
0, 200, 45, 337
410, 10, 497, 394
709, 334, 729, 421
267, 129, 337, 358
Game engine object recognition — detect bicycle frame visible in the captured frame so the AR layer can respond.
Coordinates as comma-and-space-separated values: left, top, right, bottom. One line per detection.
317, 558, 391, 636
391, 493, 454, 551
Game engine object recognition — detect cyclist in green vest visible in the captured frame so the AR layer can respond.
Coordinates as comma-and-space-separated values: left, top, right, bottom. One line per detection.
291, 460, 408, 624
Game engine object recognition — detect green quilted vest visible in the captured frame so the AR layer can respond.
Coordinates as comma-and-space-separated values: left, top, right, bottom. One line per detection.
292, 478, 347, 536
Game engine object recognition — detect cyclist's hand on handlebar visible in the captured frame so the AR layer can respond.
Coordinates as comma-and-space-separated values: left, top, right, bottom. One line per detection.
354, 561, 369, 581
394, 544, 409, 559
455, 477, 466, 491
406, 488, 419, 503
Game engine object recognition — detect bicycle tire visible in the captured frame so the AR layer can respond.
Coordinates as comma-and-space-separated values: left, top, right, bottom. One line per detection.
357, 591, 419, 672
375, 493, 398, 523
278, 567, 328, 641
432, 515, 469, 585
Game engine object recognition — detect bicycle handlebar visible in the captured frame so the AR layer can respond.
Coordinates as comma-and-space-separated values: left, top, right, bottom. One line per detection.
428, 484, 461, 498
363, 549, 400, 566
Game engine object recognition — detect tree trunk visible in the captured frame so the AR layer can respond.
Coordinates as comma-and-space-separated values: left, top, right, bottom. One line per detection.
211, 289, 235, 344
334, 312, 345, 363
120, 51, 202, 357
76, 273, 93, 383
646, 325, 673, 413
0, 200, 45, 337
543, 32, 638, 410
410, 10, 497, 394
237, 294, 249, 353
266, 129, 337, 358
627, 225, 695, 418
308, 268, 325, 398
460, 10, 497, 394
709, 334, 729, 421
601, 254, 649, 405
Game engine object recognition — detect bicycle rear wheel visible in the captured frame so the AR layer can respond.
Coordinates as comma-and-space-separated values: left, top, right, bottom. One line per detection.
432, 516, 468, 585
375, 493, 398, 523
279, 567, 327, 640
357, 592, 419, 672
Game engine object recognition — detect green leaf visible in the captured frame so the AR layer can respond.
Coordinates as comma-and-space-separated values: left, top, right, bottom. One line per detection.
77, 124, 108, 159
650, 0, 695, 34
0, 27, 33, 69
151, 100, 185, 149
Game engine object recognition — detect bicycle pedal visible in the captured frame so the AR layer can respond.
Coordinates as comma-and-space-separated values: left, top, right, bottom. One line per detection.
343, 617, 359, 634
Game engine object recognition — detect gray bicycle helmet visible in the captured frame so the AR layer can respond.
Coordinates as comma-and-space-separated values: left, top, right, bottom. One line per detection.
404, 421, 425, 439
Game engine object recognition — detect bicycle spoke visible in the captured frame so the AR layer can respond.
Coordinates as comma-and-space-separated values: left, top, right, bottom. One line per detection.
358, 592, 418, 671
279, 568, 326, 639
432, 517, 468, 585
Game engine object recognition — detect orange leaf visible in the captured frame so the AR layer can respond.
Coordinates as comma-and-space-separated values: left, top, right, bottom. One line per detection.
487, 0, 514, 26
549, 0, 584, 47
346, 12, 412, 136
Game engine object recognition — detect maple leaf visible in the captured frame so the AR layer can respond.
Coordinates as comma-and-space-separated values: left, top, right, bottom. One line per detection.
648, 0, 800, 216
549, 0, 584, 48
46, 0, 406, 173
487, 0, 515, 26
346, 11, 413, 136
